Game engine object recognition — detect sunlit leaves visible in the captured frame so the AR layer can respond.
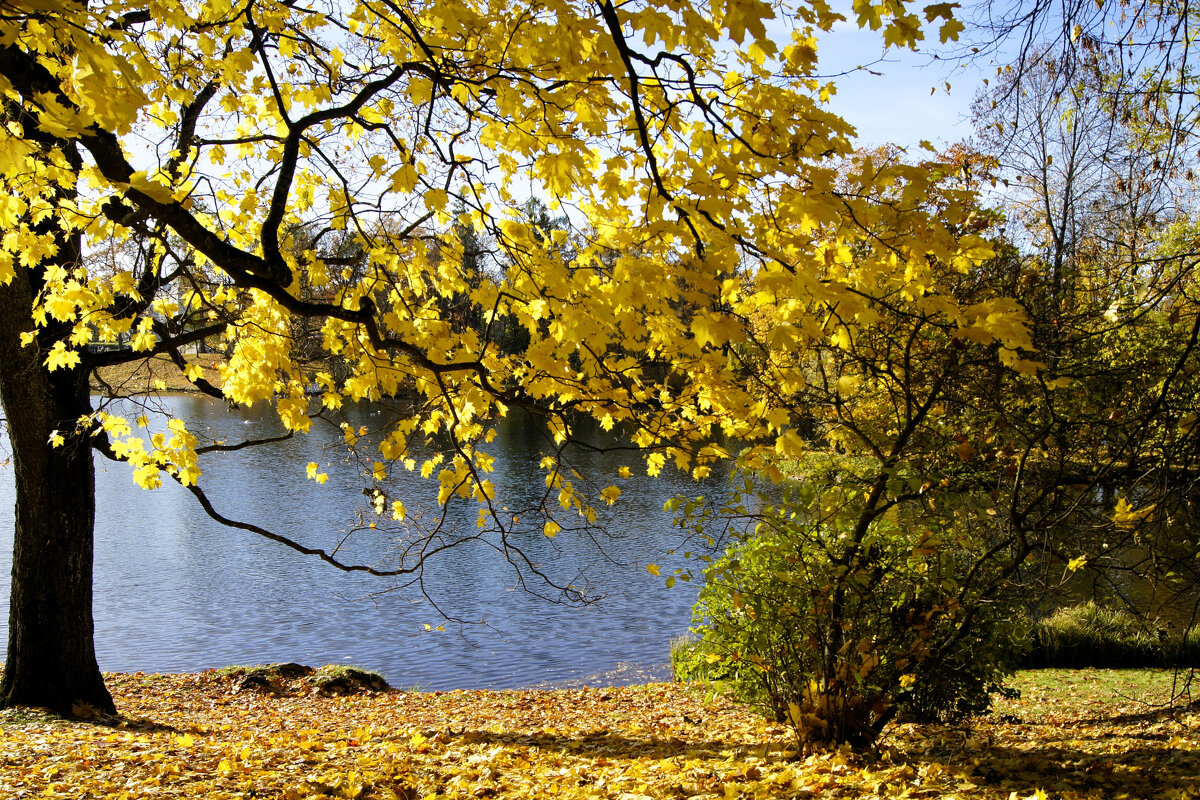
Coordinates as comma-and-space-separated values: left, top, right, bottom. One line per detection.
306, 461, 329, 485
1112, 497, 1157, 528
97, 412, 201, 489
0, 0, 1025, 563
43, 340, 80, 371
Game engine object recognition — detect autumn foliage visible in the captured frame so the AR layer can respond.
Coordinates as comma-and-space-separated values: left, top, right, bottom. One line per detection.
3, 0, 1199, 764
0, 0, 1022, 495
0, 0, 1041, 717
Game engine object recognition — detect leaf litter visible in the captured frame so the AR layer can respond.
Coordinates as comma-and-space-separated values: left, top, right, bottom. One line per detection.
0, 668, 1197, 799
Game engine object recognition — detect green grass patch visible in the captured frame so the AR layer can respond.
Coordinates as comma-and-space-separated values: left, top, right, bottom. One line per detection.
0, 705, 80, 728
213, 662, 315, 680
669, 633, 757, 699
310, 664, 389, 694
992, 668, 1195, 722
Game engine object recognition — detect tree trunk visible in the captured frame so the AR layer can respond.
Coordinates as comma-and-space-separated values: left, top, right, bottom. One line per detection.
0, 211, 114, 716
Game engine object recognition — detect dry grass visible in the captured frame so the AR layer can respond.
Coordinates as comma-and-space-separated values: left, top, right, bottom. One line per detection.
91, 353, 224, 395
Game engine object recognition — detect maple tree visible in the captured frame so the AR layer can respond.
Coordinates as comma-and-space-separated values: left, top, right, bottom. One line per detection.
0, 0, 1028, 718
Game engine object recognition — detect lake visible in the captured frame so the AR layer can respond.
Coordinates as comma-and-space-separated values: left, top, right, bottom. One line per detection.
0, 396, 725, 689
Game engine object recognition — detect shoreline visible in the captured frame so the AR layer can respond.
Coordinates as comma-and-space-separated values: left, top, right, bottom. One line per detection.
80, 659, 678, 694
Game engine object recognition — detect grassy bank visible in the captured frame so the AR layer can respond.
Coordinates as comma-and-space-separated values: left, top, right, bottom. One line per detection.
0, 668, 1196, 799
1021, 602, 1200, 668
91, 353, 224, 395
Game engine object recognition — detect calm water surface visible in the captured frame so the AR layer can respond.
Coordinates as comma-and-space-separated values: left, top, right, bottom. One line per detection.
0, 396, 722, 689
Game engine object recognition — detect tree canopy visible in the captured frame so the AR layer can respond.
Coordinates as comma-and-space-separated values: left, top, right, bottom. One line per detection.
0, 0, 1027, 543
0, 0, 1042, 718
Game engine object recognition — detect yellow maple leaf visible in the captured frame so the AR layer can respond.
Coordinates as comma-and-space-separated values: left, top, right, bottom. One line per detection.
44, 341, 80, 371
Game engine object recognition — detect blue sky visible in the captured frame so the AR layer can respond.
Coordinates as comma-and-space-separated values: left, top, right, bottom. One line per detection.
815, 21, 985, 150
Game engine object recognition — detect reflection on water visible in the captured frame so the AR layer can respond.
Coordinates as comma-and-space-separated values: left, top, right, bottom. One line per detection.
0, 396, 721, 689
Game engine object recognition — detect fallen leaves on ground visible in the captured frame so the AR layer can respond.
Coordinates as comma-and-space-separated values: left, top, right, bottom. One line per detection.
0, 669, 1198, 799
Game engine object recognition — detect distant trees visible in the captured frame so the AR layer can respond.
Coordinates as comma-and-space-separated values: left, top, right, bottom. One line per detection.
439, 198, 571, 358
969, 45, 1200, 622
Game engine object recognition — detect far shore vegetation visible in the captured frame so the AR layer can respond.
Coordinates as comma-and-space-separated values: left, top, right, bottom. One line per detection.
91, 353, 225, 395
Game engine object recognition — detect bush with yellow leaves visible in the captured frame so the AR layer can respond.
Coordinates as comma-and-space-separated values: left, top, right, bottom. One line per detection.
680, 486, 1024, 748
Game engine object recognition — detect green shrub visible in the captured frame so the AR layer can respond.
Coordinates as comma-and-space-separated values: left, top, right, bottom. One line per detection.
686, 506, 1023, 747
670, 633, 765, 702
668, 634, 706, 681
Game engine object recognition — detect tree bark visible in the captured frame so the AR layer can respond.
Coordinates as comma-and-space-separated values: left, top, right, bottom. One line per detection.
0, 137, 114, 714
0, 269, 113, 715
